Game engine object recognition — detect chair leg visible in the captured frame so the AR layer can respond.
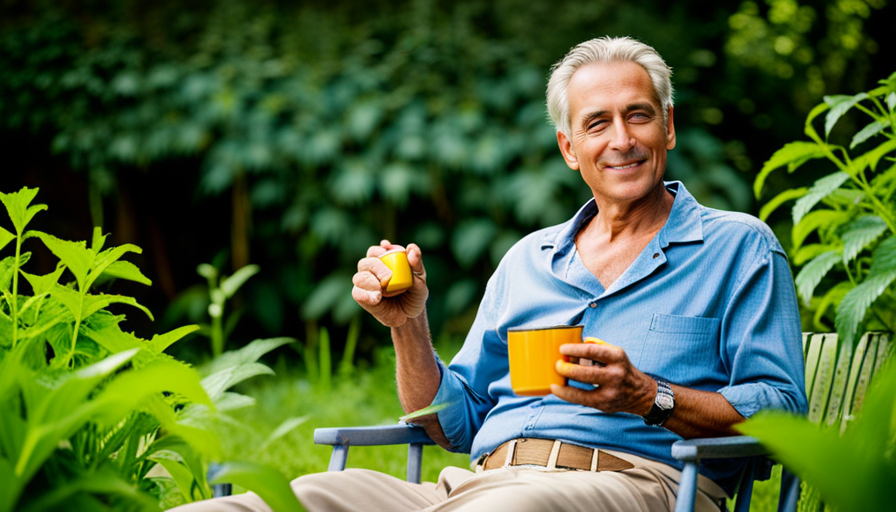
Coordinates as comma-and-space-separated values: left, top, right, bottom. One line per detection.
674, 461, 699, 512
778, 469, 800, 512
328, 444, 349, 472
407, 443, 424, 483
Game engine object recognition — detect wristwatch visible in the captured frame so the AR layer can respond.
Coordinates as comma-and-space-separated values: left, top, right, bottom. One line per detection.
643, 377, 675, 427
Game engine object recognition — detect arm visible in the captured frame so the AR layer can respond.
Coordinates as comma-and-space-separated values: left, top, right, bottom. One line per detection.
552, 341, 744, 438
351, 240, 450, 447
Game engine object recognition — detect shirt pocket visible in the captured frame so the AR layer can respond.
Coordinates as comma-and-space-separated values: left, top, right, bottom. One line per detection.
637, 314, 721, 386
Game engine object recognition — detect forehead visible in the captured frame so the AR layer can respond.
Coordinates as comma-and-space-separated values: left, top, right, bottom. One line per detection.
566, 61, 660, 114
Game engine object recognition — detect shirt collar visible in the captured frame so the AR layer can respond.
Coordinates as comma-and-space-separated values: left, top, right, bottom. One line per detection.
544, 180, 704, 252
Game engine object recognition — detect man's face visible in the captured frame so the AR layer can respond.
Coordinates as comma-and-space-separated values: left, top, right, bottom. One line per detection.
557, 61, 676, 208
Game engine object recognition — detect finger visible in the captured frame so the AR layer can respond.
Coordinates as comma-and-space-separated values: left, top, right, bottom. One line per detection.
550, 383, 598, 407
559, 340, 624, 362
352, 270, 385, 291
555, 359, 604, 385
357, 257, 393, 288
367, 244, 390, 258
351, 285, 382, 308
406, 243, 426, 278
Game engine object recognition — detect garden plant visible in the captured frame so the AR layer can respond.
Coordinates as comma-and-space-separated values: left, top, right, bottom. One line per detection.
0, 187, 303, 511
744, 71, 896, 511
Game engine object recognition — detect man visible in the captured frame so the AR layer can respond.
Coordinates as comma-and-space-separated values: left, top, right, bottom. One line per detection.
183, 36, 806, 512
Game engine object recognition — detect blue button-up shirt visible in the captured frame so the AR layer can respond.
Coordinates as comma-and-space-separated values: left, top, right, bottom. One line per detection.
432, 181, 807, 489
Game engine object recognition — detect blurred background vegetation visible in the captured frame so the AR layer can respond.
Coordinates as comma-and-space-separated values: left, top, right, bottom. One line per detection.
0, 0, 891, 364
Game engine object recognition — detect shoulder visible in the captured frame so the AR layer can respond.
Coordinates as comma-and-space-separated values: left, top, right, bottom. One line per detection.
699, 207, 786, 257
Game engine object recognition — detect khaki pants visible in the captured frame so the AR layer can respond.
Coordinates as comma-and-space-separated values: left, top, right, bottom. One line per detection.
174, 451, 727, 512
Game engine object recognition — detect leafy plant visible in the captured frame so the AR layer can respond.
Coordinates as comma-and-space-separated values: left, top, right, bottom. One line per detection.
755, 70, 896, 349
738, 359, 896, 512
197, 262, 260, 357
0, 186, 303, 510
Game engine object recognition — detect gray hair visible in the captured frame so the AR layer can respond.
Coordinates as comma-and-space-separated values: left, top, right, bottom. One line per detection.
546, 36, 673, 137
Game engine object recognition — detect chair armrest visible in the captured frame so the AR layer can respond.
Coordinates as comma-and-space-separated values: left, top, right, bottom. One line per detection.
671, 435, 767, 462
313, 422, 436, 447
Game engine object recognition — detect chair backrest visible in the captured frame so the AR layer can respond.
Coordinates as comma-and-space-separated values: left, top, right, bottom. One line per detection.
802, 331, 892, 432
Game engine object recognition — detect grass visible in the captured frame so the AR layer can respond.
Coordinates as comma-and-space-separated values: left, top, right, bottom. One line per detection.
211, 343, 785, 511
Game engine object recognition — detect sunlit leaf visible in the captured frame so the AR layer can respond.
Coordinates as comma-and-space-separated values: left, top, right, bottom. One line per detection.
840, 216, 887, 265
835, 271, 896, 348
824, 93, 868, 137
36, 233, 92, 290
0, 226, 14, 253
208, 461, 304, 512
795, 251, 841, 305
851, 119, 889, 149
792, 172, 850, 225
0, 187, 46, 235
755, 142, 829, 199
99, 260, 152, 286
758, 187, 807, 222
220, 264, 260, 298
792, 210, 852, 250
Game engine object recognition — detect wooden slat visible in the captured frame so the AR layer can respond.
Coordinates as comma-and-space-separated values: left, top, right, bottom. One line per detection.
823, 335, 854, 427
802, 333, 824, 400
807, 333, 837, 423
828, 333, 878, 432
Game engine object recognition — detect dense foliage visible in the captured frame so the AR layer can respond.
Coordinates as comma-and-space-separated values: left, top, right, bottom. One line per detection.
1, 0, 891, 358
0, 187, 303, 510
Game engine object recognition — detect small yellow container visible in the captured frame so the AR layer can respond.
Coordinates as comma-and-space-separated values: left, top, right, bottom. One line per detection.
379, 249, 413, 293
507, 325, 583, 396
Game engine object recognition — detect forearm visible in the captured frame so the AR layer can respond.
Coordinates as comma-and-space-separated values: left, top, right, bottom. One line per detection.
391, 312, 450, 446
662, 385, 745, 439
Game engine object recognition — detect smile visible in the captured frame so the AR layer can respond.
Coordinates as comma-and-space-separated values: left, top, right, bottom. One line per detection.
605, 162, 641, 170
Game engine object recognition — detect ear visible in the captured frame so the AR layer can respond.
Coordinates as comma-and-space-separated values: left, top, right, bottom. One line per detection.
557, 131, 580, 170
665, 107, 676, 150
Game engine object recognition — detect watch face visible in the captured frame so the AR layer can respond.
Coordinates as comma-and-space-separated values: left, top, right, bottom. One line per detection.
656, 392, 674, 410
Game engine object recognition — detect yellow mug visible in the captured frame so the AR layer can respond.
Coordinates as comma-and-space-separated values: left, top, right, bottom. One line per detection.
379, 249, 413, 293
507, 325, 583, 396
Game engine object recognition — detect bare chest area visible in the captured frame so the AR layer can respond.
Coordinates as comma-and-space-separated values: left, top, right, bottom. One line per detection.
577, 235, 655, 289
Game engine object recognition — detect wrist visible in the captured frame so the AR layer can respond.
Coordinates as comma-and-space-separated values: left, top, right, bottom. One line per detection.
642, 376, 675, 427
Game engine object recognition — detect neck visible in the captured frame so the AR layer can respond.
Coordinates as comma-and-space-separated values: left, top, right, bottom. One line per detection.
589, 184, 674, 243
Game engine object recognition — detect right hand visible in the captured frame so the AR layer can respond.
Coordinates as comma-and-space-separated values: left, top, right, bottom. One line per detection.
352, 240, 429, 327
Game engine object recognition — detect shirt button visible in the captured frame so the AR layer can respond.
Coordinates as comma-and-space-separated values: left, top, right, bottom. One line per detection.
653, 253, 660, 259
589, 302, 597, 309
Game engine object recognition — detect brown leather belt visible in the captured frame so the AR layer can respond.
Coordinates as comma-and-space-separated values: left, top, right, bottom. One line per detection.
476, 438, 635, 472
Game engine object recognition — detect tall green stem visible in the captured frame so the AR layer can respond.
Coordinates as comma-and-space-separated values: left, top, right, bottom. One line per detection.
11, 235, 21, 348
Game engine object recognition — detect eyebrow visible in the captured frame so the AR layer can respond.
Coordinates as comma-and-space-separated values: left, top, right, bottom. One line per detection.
579, 102, 658, 129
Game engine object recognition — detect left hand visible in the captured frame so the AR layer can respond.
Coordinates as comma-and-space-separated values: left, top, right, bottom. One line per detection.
550, 339, 656, 416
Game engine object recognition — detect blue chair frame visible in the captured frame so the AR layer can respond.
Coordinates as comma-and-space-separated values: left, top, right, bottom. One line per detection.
313, 423, 799, 512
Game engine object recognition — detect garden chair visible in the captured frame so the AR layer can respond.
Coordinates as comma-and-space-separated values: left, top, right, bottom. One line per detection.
313, 331, 893, 512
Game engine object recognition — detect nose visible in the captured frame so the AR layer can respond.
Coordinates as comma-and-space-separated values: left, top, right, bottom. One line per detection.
608, 119, 636, 151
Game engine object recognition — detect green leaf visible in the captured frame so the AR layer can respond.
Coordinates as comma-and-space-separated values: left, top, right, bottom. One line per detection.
841, 216, 888, 265
208, 461, 305, 512
792, 172, 850, 225
758, 188, 807, 222
851, 119, 889, 149
869, 235, 896, 275
399, 402, 451, 422
835, 271, 896, 348
88, 243, 144, 290
81, 293, 154, 322
0, 226, 14, 253
200, 362, 274, 401
149, 453, 203, 503
824, 93, 868, 137
200, 337, 294, 376
258, 416, 310, 452
302, 273, 350, 320
220, 264, 259, 298
755, 142, 829, 199
0, 188, 47, 235
793, 244, 838, 266
737, 410, 888, 511
794, 251, 841, 305
19, 265, 65, 297
792, 210, 852, 250
847, 137, 896, 175
37, 233, 93, 290
804, 101, 830, 141
149, 325, 201, 354
100, 260, 152, 286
